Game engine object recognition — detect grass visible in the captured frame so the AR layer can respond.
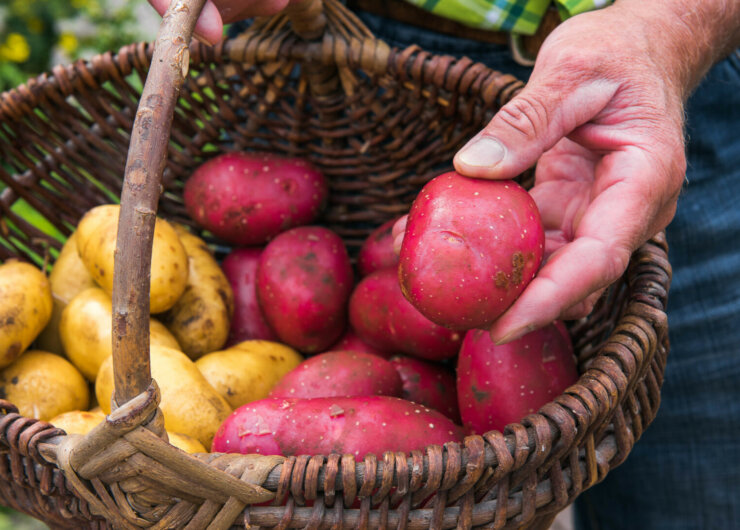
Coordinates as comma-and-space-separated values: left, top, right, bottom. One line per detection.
0, 506, 48, 529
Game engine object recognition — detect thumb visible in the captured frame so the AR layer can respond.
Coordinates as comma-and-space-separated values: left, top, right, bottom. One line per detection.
453, 81, 616, 179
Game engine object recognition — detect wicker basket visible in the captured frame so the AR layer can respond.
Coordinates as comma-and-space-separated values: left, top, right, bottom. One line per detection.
0, 0, 671, 527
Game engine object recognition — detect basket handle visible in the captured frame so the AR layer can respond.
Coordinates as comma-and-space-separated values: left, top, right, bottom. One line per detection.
111, 0, 207, 405
111, 0, 334, 406
284, 0, 327, 39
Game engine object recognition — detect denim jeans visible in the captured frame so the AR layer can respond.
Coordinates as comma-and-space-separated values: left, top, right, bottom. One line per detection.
230, 13, 740, 529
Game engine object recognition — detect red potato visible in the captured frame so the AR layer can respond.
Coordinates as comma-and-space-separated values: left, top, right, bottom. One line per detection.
399, 172, 545, 330
221, 248, 277, 344
269, 351, 402, 399
212, 397, 292, 455
357, 217, 401, 276
349, 268, 463, 361
347, 269, 396, 353
326, 329, 394, 359
183, 152, 328, 245
256, 226, 353, 353
390, 356, 461, 423
457, 323, 579, 435
390, 283, 464, 360
212, 396, 465, 458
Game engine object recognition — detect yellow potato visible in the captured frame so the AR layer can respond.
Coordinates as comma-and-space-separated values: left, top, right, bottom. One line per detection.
60, 287, 181, 381
96, 345, 231, 448
195, 340, 303, 409
36, 232, 96, 354
161, 226, 234, 360
168, 432, 207, 454
75, 204, 189, 314
0, 351, 89, 421
49, 408, 106, 435
0, 261, 53, 368
49, 410, 206, 454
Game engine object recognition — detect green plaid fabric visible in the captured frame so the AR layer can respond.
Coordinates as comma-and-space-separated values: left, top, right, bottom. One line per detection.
403, 0, 613, 35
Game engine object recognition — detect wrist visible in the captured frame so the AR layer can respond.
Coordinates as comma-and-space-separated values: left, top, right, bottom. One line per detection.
611, 0, 740, 99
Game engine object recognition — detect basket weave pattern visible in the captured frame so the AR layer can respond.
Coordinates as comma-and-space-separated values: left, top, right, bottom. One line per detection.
0, 1, 671, 527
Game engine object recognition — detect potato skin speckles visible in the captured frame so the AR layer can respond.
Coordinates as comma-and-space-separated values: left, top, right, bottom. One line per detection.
269, 350, 402, 399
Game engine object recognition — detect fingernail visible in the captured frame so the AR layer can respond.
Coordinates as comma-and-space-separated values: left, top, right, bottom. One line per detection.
492, 323, 536, 345
393, 232, 404, 255
392, 216, 407, 239
193, 33, 211, 46
458, 136, 505, 168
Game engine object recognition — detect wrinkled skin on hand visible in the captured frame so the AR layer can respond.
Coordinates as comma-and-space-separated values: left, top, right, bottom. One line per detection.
148, 0, 302, 45
397, 2, 691, 343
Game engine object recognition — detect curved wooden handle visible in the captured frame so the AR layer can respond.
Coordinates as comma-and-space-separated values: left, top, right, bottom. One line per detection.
111, 0, 206, 406
110, 0, 334, 409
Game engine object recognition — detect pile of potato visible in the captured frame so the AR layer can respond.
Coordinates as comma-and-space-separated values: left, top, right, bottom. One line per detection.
0, 201, 303, 451
0, 151, 579, 459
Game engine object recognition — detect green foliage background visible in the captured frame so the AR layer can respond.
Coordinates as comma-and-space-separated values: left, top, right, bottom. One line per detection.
0, 1, 154, 526
0, 0, 155, 91
0, 0, 158, 261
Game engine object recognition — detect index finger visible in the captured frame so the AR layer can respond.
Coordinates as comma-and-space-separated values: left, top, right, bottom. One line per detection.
489, 147, 674, 343
149, 0, 224, 45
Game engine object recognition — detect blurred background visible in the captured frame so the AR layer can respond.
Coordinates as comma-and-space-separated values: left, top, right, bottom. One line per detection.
0, 0, 159, 91
0, 1, 157, 526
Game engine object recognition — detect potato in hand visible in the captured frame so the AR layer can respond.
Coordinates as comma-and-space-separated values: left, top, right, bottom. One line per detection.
399, 172, 544, 329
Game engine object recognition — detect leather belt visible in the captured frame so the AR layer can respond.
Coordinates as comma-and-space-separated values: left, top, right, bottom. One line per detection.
346, 0, 561, 66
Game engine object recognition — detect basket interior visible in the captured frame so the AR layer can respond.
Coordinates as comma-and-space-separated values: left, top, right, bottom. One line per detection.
0, 38, 625, 365
1, 43, 498, 250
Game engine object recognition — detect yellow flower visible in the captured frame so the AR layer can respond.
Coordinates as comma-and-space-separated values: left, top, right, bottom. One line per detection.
59, 32, 79, 54
71, 0, 90, 8
0, 33, 31, 63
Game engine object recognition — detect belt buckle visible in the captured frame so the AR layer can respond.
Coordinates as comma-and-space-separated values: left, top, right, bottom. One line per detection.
509, 33, 537, 67
508, 5, 561, 67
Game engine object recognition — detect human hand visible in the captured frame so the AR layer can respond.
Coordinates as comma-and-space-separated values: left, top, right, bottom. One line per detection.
395, 1, 703, 343
148, 0, 300, 45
